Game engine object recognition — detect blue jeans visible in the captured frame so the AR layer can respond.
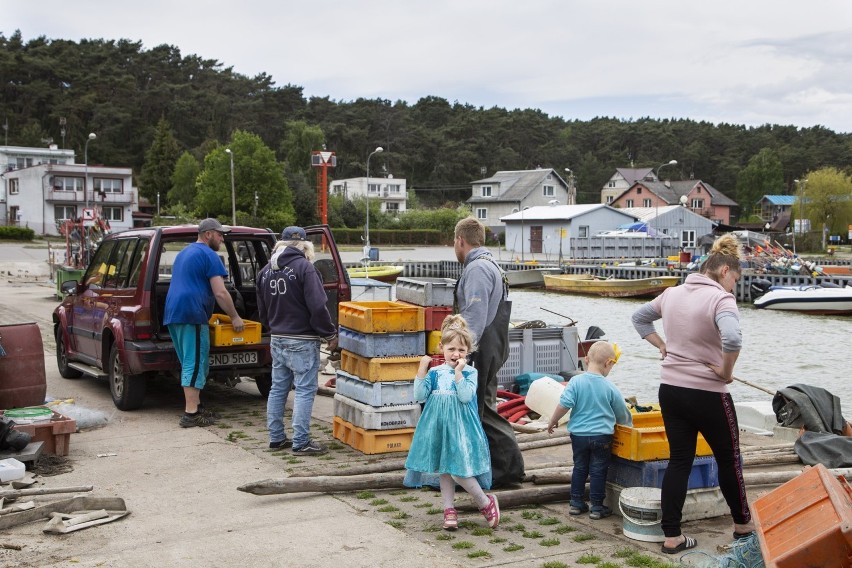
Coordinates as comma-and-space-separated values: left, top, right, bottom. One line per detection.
267, 337, 320, 449
570, 433, 613, 509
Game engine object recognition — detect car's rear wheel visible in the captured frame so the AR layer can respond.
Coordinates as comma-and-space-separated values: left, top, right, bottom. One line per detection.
255, 373, 272, 398
108, 344, 147, 410
56, 329, 83, 379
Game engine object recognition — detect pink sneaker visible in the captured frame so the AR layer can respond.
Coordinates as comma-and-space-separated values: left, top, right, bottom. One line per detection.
480, 494, 500, 528
442, 508, 458, 531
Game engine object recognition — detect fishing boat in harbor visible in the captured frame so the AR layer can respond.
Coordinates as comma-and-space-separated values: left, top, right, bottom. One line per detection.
751, 280, 852, 315
346, 265, 404, 283
505, 267, 560, 288
543, 273, 680, 298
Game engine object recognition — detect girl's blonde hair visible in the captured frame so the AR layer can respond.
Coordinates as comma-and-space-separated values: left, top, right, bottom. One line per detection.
700, 233, 742, 281
440, 314, 476, 352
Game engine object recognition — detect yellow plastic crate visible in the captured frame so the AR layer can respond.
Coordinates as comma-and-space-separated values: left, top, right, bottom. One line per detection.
332, 416, 414, 454
613, 424, 713, 461
340, 350, 421, 383
338, 301, 424, 333
426, 330, 442, 355
208, 314, 261, 346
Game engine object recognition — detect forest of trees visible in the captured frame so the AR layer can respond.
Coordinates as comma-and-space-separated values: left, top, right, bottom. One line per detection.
2, 31, 851, 234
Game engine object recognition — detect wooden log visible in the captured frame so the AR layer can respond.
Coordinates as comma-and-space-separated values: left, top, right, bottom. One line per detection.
743, 453, 801, 466
523, 461, 572, 471
0, 486, 93, 499
516, 430, 569, 443
238, 473, 405, 495
457, 484, 570, 511
289, 459, 408, 478
517, 437, 570, 451
524, 468, 572, 484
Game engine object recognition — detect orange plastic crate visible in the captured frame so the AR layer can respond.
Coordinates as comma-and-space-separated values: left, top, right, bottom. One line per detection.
426, 330, 442, 355
332, 416, 414, 454
3, 408, 76, 456
338, 301, 424, 334
339, 351, 422, 383
753, 463, 852, 567
208, 314, 261, 346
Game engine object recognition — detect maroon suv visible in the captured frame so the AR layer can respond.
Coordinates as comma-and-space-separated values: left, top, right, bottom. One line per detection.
53, 224, 349, 410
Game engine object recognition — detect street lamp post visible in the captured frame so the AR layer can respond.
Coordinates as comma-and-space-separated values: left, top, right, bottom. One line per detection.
84, 132, 96, 210
156, 192, 160, 217
364, 147, 383, 258
653, 159, 678, 259
564, 168, 575, 205
520, 206, 530, 263
225, 149, 236, 226
792, 178, 807, 255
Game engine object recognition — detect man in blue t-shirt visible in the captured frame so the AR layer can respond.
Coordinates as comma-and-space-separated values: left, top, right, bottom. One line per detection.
164, 218, 244, 428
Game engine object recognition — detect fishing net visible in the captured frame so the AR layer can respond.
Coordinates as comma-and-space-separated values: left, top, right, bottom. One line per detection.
678, 533, 765, 568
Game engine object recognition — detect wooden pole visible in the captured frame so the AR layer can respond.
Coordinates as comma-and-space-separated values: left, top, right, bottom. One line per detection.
457, 485, 570, 511
238, 473, 405, 495
289, 459, 408, 478
0, 485, 93, 499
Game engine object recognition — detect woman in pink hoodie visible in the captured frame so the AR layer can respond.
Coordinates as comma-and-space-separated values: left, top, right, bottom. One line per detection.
632, 234, 755, 555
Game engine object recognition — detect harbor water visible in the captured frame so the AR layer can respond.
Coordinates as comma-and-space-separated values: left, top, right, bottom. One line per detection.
508, 288, 852, 409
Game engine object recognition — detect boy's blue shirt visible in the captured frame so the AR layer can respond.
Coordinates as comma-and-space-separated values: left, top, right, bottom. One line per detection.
558, 371, 633, 436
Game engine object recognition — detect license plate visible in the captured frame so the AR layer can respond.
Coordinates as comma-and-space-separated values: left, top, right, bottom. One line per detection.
210, 351, 258, 367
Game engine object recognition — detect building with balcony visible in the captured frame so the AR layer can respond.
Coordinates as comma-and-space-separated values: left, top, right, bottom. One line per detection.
610, 179, 737, 225
329, 176, 408, 214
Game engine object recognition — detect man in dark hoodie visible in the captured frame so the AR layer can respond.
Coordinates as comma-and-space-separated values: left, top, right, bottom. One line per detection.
257, 226, 338, 455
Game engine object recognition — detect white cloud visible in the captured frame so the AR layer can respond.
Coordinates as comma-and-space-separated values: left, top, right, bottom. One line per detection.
4, 0, 852, 132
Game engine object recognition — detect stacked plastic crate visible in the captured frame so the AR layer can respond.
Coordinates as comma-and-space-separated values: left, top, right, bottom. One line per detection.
333, 300, 425, 454
395, 277, 455, 365
604, 406, 726, 521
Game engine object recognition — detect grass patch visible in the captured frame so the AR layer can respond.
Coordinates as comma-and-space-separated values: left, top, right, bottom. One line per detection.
376, 505, 399, 513
489, 536, 507, 544
355, 491, 375, 499
451, 541, 474, 549
538, 517, 560, 526
470, 527, 493, 537
399, 496, 419, 502
393, 511, 409, 519
539, 538, 560, 547
467, 550, 490, 558
622, 551, 677, 567
458, 520, 478, 530
413, 502, 433, 508
385, 520, 404, 529
369, 499, 389, 506
326, 442, 344, 450
388, 489, 408, 495
217, 423, 231, 429
503, 523, 526, 532
436, 533, 454, 541
551, 525, 576, 534
598, 563, 621, 568
503, 543, 524, 552
318, 455, 334, 460
540, 562, 568, 568
577, 553, 600, 564
521, 510, 544, 520
426, 507, 443, 515
522, 530, 544, 539
423, 526, 441, 533
226, 431, 249, 442
572, 533, 596, 542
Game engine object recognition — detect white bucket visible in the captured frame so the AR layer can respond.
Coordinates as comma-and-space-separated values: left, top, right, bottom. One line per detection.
619, 486, 665, 542
524, 376, 569, 426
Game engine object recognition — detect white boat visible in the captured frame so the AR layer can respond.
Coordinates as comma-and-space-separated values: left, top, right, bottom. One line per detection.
753, 284, 852, 315
505, 268, 559, 288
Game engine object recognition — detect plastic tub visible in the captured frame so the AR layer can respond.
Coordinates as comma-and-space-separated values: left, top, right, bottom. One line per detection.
619, 486, 665, 543
0, 458, 26, 482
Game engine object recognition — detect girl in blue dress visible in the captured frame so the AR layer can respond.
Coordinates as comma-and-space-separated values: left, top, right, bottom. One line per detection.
404, 315, 500, 531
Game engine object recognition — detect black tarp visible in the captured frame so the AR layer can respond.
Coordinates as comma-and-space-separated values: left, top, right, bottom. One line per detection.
773, 384, 852, 468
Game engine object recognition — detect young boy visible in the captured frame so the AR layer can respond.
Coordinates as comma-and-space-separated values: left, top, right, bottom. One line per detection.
547, 341, 633, 519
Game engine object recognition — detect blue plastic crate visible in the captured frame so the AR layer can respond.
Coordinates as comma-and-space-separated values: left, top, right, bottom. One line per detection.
335, 370, 416, 407
607, 455, 719, 490
338, 326, 425, 358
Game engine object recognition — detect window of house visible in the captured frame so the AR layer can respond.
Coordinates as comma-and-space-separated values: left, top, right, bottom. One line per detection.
681, 230, 696, 248
543, 185, 554, 197
9, 179, 19, 194
643, 199, 652, 207
637, 187, 642, 194
55, 205, 76, 220
579, 226, 589, 238
691, 198, 704, 209
626, 199, 634, 208
481, 185, 492, 197
476, 208, 487, 220
385, 202, 399, 212
368, 183, 380, 194
54, 176, 83, 191
95, 178, 123, 193
546, 173, 552, 180
332, 183, 345, 196
606, 196, 614, 204
103, 206, 123, 221
607, 181, 616, 188
387, 184, 401, 194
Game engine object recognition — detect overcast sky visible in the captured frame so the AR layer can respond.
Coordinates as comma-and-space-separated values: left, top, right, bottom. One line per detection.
5, 1, 852, 133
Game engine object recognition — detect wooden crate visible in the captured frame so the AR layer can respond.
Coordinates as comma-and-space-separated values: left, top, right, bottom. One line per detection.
332, 416, 414, 455
3, 408, 76, 456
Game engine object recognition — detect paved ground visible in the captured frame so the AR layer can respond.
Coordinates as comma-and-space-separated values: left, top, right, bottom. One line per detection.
0, 245, 796, 567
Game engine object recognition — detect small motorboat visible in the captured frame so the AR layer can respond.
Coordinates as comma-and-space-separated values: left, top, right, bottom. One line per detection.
505, 267, 560, 288
346, 264, 404, 283
543, 273, 680, 298
751, 280, 852, 315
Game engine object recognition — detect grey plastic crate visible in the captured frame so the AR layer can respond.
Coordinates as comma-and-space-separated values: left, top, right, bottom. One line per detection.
395, 277, 456, 307
496, 326, 580, 389
333, 393, 421, 430
335, 370, 416, 406
338, 326, 425, 358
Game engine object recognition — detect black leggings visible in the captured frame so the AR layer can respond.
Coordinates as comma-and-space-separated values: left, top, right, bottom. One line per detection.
658, 384, 752, 537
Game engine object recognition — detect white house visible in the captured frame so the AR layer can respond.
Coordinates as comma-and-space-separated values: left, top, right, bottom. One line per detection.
600, 167, 654, 204
468, 168, 575, 235
329, 176, 408, 214
4, 162, 137, 235
619, 206, 716, 255
501, 203, 635, 260
1, 144, 76, 225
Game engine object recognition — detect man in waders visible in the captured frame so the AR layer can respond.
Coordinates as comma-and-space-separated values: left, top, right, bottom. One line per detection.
453, 217, 525, 488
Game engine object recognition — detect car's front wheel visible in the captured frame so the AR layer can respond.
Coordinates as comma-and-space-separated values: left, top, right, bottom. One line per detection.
55, 329, 83, 379
255, 373, 272, 398
108, 344, 147, 410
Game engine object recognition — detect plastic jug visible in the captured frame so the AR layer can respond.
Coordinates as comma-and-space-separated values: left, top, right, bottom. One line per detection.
0, 458, 25, 482
524, 376, 569, 426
